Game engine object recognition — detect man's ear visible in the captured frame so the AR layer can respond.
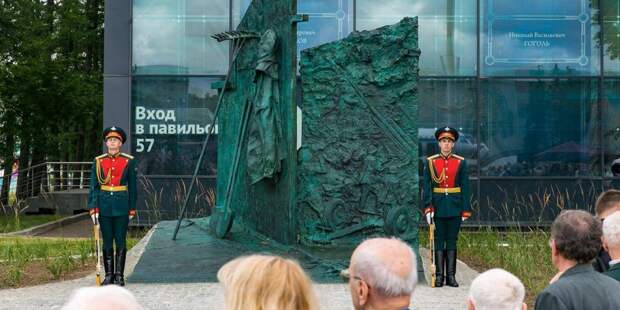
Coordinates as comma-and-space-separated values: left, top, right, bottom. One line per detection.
357, 280, 370, 306
602, 236, 609, 252
550, 239, 557, 257
522, 302, 527, 310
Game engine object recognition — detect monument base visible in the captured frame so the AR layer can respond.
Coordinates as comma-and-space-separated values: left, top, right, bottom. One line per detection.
128, 217, 350, 284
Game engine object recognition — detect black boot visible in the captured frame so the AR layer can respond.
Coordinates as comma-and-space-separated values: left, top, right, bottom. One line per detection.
446, 250, 459, 287
434, 250, 445, 288
102, 249, 115, 285
114, 248, 127, 286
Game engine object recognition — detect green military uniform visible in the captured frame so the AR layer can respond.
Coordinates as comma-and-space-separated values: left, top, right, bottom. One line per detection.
88, 126, 136, 286
422, 127, 472, 288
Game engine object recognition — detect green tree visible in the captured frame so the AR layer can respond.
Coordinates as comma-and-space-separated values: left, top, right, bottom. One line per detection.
0, 0, 104, 203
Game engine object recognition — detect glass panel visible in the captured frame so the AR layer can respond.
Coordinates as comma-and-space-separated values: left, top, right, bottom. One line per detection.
602, 0, 620, 75
480, 79, 599, 176
233, 0, 353, 65
297, 0, 353, 57
357, 0, 477, 76
131, 77, 221, 175
604, 79, 620, 175
232, 0, 251, 28
136, 177, 214, 224
481, 0, 601, 76
133, 0, 229, 75
478, 179, 602, 223
418, 79, 478, 175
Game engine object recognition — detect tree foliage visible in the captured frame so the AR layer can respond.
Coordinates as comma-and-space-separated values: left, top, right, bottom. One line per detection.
0, 0, 103, 203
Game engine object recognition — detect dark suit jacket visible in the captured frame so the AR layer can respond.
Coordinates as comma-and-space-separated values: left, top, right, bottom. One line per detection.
593, 249, 611, 272
605, 262, 620, 282
535, 264, 620, 310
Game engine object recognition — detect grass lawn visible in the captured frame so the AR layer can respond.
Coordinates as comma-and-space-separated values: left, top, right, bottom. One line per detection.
0, 236, 141, 288
0, 214, 63, 233
420, 228, 556, 308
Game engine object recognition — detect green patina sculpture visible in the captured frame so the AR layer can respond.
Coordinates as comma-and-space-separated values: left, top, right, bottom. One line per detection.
247, 29, 285, 184
297, 17, 421, 246
212, 0, 420, 251
214, 0, 299, 244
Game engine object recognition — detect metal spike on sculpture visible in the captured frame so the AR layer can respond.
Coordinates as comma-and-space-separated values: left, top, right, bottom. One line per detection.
211, 31, 260, 42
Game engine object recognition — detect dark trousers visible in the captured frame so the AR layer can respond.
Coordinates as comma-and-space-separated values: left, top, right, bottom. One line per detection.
434, 216, 461, 250
100, 215, 128, 250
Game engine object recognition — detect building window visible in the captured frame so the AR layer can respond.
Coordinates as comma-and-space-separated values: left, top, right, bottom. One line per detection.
357, 0, 477, 76
131, 77, 221, 175
132, 0, 230, 75
480, 79, 599, 176
481, 0, 601, 76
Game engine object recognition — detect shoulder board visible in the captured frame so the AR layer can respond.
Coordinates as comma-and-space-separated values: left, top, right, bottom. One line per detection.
427, 154, 440, 160
452, 154, 464, 160
120, 153, 134, 159
96, 154, 107, 160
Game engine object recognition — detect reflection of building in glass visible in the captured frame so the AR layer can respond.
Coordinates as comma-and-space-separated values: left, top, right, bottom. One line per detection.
105, 0, 620, 224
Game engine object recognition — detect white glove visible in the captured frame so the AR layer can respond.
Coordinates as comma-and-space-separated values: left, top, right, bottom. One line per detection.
91, 212, 99, 225
426, 212, 434, 225
461, 216, 467, 222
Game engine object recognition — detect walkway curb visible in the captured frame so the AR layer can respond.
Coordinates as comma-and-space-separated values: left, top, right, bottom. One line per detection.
0, 212, 89, 237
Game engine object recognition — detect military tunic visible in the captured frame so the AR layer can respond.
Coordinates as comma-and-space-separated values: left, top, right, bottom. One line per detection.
88, 152, 137, 250
422, 153, 472, 250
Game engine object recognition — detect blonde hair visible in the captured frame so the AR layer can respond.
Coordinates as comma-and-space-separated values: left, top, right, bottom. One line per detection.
217, 254, 318, 310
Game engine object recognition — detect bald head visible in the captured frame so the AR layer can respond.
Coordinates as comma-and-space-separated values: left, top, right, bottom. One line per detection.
350, 238, 417, 297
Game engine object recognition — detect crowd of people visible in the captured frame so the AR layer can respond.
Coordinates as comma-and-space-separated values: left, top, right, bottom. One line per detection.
61, 189, 620, 310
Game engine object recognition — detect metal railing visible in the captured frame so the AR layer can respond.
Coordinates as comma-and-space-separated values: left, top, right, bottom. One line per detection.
15, 162, 92, 199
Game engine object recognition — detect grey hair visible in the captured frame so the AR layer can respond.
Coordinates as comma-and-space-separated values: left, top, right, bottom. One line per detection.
469, 268, 525, 310
603, 211, 620, 248
62, 286, 143, 310
352, 237, 417, 297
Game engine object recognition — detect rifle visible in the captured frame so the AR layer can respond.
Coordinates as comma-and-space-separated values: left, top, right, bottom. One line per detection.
429, 221, 436, 288
94, 218, 102, 286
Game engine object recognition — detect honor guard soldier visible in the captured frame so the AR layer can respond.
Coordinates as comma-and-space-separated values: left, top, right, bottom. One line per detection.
422, 126, 472, 288
88, 126, 137, 286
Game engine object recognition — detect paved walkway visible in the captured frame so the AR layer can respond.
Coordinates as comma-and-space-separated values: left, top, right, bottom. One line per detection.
37, 218, 92, 238
0, 225, 477, 310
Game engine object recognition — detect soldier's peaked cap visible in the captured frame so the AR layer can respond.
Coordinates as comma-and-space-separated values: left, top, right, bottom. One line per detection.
434, 126, 459, 142
103, 126, 127, 144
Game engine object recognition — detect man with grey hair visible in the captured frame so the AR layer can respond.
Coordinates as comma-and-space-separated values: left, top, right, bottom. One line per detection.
347, 237, 417, 310
467, 268, 526, 310
535, 210, 620, 309
61, 285, 143, 310
603, 211, 620, 281
593, 189, 620, 272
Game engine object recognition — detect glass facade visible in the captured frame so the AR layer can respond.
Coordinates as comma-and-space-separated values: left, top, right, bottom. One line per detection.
131, 77, 219, 176
481, 0, 601, 76
130, 0, 620, 223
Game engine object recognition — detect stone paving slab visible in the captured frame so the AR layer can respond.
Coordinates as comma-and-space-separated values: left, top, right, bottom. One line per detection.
0, 281, 469, 310
0, 222, 475, 310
